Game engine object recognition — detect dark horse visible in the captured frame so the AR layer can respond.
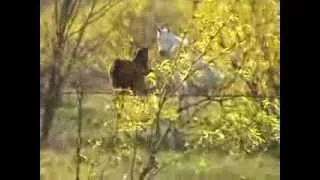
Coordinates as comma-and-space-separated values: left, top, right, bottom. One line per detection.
110, 48, 151, 95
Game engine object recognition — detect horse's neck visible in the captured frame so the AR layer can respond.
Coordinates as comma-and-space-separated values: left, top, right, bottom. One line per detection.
133, 57, 148, 68
161, 33, 180, 46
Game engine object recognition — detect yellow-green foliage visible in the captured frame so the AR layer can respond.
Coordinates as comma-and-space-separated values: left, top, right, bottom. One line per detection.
166, 0, 280, 153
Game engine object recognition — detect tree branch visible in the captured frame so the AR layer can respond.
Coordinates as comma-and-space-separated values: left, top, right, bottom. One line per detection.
67, 0, 122, 39
75, 77, 84, 180
130, 128, 138, 180
177, 94, 279, 113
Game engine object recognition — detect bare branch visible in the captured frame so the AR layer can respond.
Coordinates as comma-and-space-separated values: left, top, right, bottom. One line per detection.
130, 128, 138, 180
65, 0, 82, 39
140, 86, 171, 180
99, 161, 109, 180
154, 121, 172, 151
182, 15, 233, 83
54, 0, 59, 32
60, 0, 99, 82
190, 99, 214, 119
61, 0, 123, 84
67, 0, 122, 39
75, 78, 84, 180
177, 94, 279, 113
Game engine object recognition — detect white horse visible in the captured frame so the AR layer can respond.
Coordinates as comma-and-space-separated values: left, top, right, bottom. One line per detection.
156, 26, 224, 121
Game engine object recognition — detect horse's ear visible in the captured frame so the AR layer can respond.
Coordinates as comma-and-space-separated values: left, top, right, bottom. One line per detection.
156, 29, 161, 39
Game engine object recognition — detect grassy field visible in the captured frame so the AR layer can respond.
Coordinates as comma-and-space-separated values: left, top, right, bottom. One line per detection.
40, 94, 279, 180
40, 148, 279, 180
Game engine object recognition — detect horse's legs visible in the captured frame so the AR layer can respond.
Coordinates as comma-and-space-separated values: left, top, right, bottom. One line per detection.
132, 75, 148, 96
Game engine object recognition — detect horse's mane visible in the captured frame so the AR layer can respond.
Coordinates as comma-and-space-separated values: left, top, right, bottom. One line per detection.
133, 48, 148, 60
133, 48, 148, 69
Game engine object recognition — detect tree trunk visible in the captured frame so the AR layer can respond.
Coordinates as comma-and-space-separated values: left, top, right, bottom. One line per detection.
40, 90, 62, 147
40, 63, 63, 147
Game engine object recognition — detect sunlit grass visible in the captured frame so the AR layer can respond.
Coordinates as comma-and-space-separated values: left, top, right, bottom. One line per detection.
41, 148, 279, 180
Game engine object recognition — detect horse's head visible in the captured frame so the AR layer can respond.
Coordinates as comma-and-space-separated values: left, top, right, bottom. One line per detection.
156, 26, 188, 58
135, 47, 149, 60
156, 26, 170, 36
133, 47, 152, 75
156, 26, 177, 58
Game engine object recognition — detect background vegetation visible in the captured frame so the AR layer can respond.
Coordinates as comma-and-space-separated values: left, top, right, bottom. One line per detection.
40, 0, 280, 179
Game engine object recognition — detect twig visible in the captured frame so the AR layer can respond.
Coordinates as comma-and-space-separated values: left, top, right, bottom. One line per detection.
140, 87, 170, 180
75, 80, 84, 180
68, 0, 122, 38
130, 128, 138, 180
182, 14, 233, 83
177, 94, 279, 113
99, 160, 110, 180
190, 99, 214, 119
62, 0, 122, 83
62, 0, 98, 82
65, 0, 82, 39
151, 147, 206, 178
154, 122, 172, 151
